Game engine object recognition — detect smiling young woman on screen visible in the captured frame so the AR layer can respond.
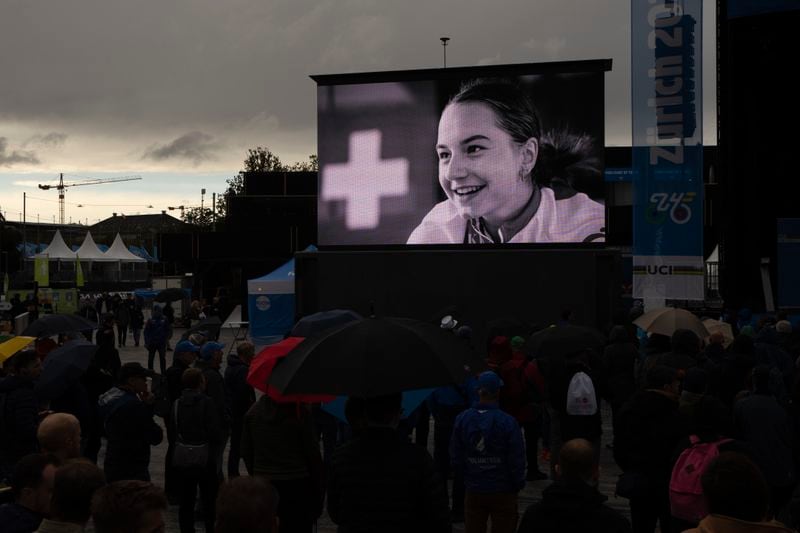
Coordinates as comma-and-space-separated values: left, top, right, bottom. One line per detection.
406, 79, 606, 245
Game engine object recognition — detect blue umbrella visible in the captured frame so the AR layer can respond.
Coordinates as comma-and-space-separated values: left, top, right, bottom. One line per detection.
322, 388, 436, 424
290, 309, 362, 338
35, 339, 97, 401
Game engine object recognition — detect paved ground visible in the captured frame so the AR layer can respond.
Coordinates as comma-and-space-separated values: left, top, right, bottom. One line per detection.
111, 327, 630, 532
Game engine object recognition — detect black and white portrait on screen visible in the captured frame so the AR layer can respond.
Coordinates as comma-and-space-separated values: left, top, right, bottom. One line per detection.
316, 63, 608, 246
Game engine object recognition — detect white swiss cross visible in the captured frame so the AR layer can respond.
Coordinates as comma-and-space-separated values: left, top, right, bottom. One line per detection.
321, 129, 409, 230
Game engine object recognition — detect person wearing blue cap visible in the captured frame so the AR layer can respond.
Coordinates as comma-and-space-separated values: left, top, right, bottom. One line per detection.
195, 341, 230, 479
450, 370, 526, 533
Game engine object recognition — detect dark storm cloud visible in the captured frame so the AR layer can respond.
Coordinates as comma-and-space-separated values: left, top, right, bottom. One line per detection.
0, 137, 40, 167
23, 132, 68, 148
143, 131, 221, 166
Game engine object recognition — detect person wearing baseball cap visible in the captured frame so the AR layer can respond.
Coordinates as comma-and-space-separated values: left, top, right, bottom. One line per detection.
450, 371, 525, 533
97, 363, 163, 482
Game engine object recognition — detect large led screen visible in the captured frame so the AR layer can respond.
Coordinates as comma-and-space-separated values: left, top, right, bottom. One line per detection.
316, 60, 610, 246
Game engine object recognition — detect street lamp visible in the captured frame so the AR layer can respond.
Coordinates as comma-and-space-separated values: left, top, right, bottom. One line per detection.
440, 37, 450, 68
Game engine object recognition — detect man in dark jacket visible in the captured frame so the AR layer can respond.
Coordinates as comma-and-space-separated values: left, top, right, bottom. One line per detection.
223, 341, 255, 478
450, 371, 526, 533
613, 365, 685, 533
735, 365, 795, 514
173, 367, 223, 533
518, 438, 632, 533
97, 362, 163, 482
195, 341, 230, 479
164, 339, 200, 502
144, 306, 169, 374
0, 453, 60, 533
328, 392, 451, 533
0, 350, 43, 480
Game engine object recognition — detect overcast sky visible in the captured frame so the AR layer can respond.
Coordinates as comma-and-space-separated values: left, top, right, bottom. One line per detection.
0, 0, 717, 226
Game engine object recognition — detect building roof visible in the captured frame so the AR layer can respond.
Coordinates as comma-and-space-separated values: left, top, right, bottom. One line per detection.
90, 213, 195, 235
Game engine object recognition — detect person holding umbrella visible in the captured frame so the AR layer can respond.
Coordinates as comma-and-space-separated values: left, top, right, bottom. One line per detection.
327, 392, 450, 533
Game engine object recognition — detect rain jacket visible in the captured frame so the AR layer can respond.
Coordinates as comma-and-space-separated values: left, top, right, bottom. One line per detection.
98, 386, 163, 481
450, 402, 526, 493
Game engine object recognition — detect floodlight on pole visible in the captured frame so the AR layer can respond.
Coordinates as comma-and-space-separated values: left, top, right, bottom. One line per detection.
440, 37, 450, 68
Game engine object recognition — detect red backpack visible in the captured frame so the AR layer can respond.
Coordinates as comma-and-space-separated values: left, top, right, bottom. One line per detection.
669, 435, 732, 523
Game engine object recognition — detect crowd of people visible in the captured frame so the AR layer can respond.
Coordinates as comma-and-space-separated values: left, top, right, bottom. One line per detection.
1, 304, 800, 533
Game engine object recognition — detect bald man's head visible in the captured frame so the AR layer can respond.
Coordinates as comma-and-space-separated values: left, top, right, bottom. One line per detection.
556, 438, 596, 483
38, 413, 81, 461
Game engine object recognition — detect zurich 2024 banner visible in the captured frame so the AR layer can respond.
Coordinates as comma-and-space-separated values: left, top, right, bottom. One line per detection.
632, 0, 704, 300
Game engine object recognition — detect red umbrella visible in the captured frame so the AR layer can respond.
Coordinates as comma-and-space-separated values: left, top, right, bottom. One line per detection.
246, 337, 334, 404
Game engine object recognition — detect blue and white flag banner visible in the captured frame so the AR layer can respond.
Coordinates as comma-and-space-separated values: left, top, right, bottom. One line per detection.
632, 0, 704, 300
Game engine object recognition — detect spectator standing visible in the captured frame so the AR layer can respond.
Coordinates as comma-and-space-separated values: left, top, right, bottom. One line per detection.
735, 365, 795, 515
603, 325, 639, 436
144, 306, 169, 374
164, 340, 200, 501
517, 438, 632, 533
428, 380, 470, 522
97, 363, 163, 482
450, 371, 526, 533
0, 454, 60, 533
91, 481, 167, 533
223, 341, 256, 478
613, 366, 685, 533
242, 396, 323, 533
0, 350, 43, 480
80, 342, 120, 463
327, 393, 450, 533
114, 300, 130, 348
499, 335, 547, 481
94, 314, 115, 350
172, 368, 223, 533
163, 301, 175, 351
34, 460, 106, 533
195, 341, 230, 479
129, 303, 145, 348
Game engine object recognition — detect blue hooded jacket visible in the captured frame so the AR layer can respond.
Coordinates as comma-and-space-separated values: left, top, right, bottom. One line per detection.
450, 402, 526, 493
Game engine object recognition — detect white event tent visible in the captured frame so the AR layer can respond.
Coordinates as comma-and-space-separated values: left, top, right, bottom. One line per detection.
35, 230, 77, 260
74, 231, 114, 261
105, 234, 147, 262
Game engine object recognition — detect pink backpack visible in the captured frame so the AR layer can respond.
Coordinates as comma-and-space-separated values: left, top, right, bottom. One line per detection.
669, 436, 732, 522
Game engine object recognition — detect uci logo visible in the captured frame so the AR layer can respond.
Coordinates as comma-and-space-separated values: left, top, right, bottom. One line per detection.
645, 192, 696, 225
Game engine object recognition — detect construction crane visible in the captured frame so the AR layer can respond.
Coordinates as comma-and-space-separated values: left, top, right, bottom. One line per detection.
38, 173, 142, 224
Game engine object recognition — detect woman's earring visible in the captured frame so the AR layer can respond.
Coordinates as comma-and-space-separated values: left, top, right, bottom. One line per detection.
518, 167, 527, 181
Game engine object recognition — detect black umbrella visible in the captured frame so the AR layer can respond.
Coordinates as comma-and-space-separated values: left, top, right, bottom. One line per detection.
22, 313, 97, 338
35, 339, 97, 401
269, 316, 482, 397
525, 324, 606, 359
154, 287, 187, 303
289, 309, 362, 337
180, 316, 222, 341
